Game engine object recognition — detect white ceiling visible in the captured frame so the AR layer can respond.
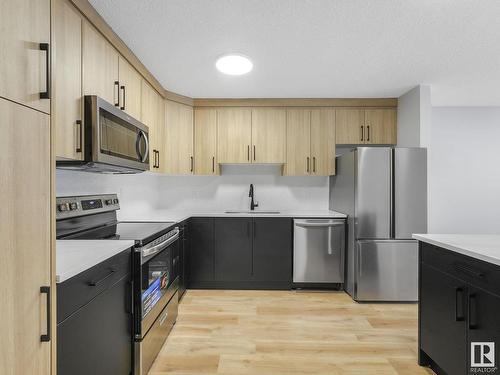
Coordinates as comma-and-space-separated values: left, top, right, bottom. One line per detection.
89, 0, 500, 105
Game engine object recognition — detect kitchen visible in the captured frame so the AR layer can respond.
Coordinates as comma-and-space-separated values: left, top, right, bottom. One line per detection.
2, 1, 500, 375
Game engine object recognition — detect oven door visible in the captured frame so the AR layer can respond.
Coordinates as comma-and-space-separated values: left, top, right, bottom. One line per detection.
134, 233, 179, 340
85, 95, 149, 171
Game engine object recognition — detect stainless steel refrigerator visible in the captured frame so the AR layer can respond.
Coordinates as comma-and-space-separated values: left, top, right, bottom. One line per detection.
329, 147, 427, 301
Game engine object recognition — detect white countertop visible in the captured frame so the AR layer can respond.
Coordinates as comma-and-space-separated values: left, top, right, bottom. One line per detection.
56, 240, 135, 283
413, 234, 500, 266
118, 209, 347, 223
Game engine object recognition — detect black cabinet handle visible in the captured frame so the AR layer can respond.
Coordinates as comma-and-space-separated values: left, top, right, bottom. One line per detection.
469, 293, 477, 329
360, 125, 364, 142
313, 157, 316, 173
367, 125, 370, 142
253, 145, 256, 161
212, 156, 215, 173
40, 286, 51, 342
455, 287, 465, 321
157, 150, 160, 169
190, 156, 194, 172
455, 263, 484, 279
75, 120, 82, 153
306, 157, 310, 173
89, 268, 115, 287
247, 145, 250, 161
120, 85, 126, 110
114, 81, 120, 106
39, 43, 50, 99
152, 150, 156, 168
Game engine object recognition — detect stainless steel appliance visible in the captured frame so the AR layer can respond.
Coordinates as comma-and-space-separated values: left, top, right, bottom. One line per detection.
56, 96, 149, 173
56, 194, 179, 375
330, 147, 427, 301
293, 219, 346, 286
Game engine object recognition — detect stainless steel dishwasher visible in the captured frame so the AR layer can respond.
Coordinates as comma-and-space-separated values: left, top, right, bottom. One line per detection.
293, 219, 345, 286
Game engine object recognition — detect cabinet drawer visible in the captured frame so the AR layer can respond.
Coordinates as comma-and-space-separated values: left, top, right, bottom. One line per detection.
57, 248, 132, 323
421, 242, 500, 297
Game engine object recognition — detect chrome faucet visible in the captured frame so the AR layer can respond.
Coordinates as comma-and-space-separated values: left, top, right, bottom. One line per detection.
249, 184, 258, 211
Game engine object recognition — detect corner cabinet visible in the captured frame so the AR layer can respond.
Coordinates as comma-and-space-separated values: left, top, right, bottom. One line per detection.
1, 98, 52, 375
0, 0, 51, 113
165, 100, 194, 174
336, 108, 396, 145
419, 242, 500, 375
285, 108, 336, 176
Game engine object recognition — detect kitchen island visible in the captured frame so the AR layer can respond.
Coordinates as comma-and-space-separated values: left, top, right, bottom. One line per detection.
414, 234, 500, 375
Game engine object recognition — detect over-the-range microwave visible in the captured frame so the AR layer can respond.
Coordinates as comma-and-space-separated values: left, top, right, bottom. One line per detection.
57, 95, 149, 173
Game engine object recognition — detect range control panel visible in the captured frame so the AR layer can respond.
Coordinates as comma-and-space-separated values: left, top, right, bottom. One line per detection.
56, 194, 120, 220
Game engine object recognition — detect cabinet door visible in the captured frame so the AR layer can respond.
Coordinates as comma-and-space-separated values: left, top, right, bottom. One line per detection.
165, 100, 194, 174
0, 0, 50, 113
217, 108, 252, 164
215, 218, 253, 281
364, 108, 397, 145
53, 0, 83, 161
57, 276, 132, 375
285, 109, 311, 176
253, 218, 292, 284
82, 21, 119, 104
311, 108, 336, 176
156, 96, 166, 172
0, 99, 51, 375
335, 109, 364, 144
420, 263, 467, 375
118, 56, 142, 120
467, 287, 500, 371
251, 108, 286, 163
189, 218, 215, 283
141, 80, 160, 172
194, 108, 218, 175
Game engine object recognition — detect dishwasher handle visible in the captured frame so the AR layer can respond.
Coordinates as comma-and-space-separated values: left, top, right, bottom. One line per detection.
294, 221, 344, 228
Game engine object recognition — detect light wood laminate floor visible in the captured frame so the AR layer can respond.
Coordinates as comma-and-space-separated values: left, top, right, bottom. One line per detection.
149, 290, 435, 375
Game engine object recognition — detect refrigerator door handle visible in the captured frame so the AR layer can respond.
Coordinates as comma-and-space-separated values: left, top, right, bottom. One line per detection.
390, 148, 395, 238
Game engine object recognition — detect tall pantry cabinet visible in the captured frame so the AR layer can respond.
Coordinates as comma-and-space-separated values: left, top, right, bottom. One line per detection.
0, 1, 53, 374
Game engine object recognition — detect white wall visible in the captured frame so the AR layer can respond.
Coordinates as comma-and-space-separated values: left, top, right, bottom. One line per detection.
429, 107, 500, 234
56, 165, 329, 217
397, 85, 432, 147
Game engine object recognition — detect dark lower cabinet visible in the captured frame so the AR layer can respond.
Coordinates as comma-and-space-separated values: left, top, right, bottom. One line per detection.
419, 242, 500, 375
188, 217, 292, 289
419, 263, 466, 375
57, 275, 132, 375
253, 218, 292, 284
215, 218, 253, 281
189, 218, 215, 284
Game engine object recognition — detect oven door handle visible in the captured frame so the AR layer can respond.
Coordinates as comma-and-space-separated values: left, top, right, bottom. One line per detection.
141, 228, 180, 258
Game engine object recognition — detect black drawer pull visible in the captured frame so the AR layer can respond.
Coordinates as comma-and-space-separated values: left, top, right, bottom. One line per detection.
89, 268, 115, 287
39, 43, 51, 99
40, 286, 51, 342
455, 287, 465, 321
454, 263, 484, 279
469, 293, 477, 329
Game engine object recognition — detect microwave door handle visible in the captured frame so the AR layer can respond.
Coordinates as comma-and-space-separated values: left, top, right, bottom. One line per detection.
136, 130, 149, 163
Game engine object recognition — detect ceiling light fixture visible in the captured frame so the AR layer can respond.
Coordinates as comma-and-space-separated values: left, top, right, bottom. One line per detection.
215, 54, 253, 75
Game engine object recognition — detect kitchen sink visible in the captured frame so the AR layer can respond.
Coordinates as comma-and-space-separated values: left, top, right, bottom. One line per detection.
224, 210, 281, 214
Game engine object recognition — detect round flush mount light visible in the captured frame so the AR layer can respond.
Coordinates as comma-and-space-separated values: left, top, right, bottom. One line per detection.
215, 54, 253, 75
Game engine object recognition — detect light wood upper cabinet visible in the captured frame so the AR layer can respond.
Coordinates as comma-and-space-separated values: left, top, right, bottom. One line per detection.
251, 108, 286, 163
118, 56, 142, 120
311, 108, 336, 175
1, 98, 51, 375
53, 0, 82, 161
141, 80, 163, 172
285, 109, 311, 176
82, 21, 119, 104
165, 100, 194, 174
0, 0, 51, 113
194, 108, 218, 175
336, 108, 397, 145
156, 96, 166, 172
364, 108, 397, 144
217, 108, 252, 164
336, 109, 364, 144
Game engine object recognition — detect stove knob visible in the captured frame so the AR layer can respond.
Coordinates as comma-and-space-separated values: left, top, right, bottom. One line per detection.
113, 198, 119, 204
58, 203, 69, 212
105, 199, 113, 205
69, 202, 78, 211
